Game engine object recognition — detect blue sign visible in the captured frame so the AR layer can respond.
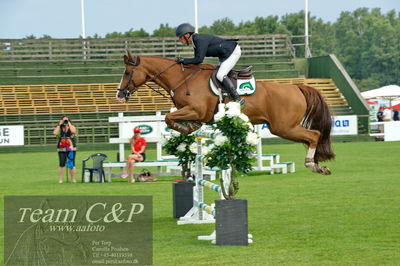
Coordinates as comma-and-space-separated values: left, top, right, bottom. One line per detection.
333, 119, 350, 127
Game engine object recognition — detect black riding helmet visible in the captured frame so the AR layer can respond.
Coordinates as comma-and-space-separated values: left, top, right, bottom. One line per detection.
176, 23, 195, 37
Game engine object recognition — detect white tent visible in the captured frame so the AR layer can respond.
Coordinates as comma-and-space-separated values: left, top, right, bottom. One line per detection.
361, 85, 400, 106
361, 85, 400, 99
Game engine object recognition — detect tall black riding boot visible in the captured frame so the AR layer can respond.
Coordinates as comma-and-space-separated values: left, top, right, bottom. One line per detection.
222, 76, 245, 105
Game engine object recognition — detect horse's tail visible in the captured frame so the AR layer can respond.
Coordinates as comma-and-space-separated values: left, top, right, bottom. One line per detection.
297, 84, 335, 163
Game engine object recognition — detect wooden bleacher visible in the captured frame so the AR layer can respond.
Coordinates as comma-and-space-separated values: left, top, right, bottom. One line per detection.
262, 78, 349, 107
0, 82, 174, 115
0, 78, 349, 115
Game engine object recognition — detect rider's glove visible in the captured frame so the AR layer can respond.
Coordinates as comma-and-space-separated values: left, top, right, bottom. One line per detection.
176, 57, 185, 64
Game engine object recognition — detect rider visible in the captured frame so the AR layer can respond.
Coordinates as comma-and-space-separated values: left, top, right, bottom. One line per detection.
175, 23, 244, 105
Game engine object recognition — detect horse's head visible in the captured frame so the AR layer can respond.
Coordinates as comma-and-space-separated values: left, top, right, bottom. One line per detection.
116, 50, 148, 102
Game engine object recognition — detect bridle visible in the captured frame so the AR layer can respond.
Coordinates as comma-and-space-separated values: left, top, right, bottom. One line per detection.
117, 57, 177, 102
117, 68, 135, 100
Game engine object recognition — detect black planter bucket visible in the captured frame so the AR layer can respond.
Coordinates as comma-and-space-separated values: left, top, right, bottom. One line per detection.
215, 199, 248, 246
172, 181, 195, 218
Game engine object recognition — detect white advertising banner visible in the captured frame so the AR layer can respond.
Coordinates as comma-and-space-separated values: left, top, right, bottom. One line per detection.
117, 115, 358, 140
256, 124, 278, 138
384, 122, 400, 141
256, 115, 358, 138
331, 115, 358, 135
0, 125, 24, 146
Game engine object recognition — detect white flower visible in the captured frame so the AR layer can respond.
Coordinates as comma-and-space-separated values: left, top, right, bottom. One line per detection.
189, 142, 208, 154
214, 109, 225, 122
171, 130, 181, 137
214, 135, 228, 146
161, 136, 169, 146
239, 113, 249, 123
218, 103, 226, 111
170, 107, 177, 113
246, 132, 259, 146
177, 143, 186, 152
200, 124, 210, 131
226, 108, 241, 118
207, 143, 215, 151
246, 122, 254, 131
189, 143, 198, 154
225, 102, 241, 118
226, 101, 241, 112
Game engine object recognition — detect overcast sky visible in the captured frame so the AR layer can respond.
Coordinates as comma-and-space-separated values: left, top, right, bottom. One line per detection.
0, 0, 398, 39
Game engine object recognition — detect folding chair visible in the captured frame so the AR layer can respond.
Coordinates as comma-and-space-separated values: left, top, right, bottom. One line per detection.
81, 153, 108, 183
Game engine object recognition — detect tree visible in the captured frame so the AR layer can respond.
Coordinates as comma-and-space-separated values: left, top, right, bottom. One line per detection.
236, 20, 257, 35
152, 24, 175, 37
209, 18, 236, 35
40, 35, 52, 39
281, 11, 306, 56
24, 34, 36, 39
309, 18, 336, 56
254, 16, 286, 34
105, 31, 124, 38
334, 8, 400, 89
124, 28, 149, 38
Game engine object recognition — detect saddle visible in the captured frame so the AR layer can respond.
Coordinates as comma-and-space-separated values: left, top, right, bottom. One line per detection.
211, 66, 254, 94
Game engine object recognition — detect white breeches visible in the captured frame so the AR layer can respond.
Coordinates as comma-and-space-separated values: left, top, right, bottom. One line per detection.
216, 45, 241, 82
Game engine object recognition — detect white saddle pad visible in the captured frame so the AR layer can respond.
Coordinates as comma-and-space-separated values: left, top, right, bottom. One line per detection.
209, 77, 256, 96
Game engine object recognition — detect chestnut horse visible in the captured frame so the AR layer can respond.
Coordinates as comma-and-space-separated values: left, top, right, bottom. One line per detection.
116, 51, 335, 174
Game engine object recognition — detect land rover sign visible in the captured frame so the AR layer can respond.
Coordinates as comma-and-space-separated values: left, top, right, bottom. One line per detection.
120, 122, 168, 139
136, 125, 153, 135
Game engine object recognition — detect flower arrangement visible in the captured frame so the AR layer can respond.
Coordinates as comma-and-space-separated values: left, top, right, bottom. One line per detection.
163, 130, 196, 179
163, 104, 259, 198
162, 108, 197, 179
205, 102, 259, 199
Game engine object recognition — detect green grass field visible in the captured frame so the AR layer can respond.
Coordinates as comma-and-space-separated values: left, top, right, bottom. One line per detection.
1, 141, 399, 265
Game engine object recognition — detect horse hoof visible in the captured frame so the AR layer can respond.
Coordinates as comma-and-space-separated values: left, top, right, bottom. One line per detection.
305, 163, 331, 175
320, 166, 331, 175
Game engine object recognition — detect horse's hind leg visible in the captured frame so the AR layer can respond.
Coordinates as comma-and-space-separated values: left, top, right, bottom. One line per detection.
272, 125, 331, 175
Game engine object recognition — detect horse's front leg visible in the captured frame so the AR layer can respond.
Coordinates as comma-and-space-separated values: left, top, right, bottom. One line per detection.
165, 106, 203, 135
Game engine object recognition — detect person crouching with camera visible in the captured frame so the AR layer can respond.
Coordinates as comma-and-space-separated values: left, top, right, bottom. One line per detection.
53, 116, 77, 183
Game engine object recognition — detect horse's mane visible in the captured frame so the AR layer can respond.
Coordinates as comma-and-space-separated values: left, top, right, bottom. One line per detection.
140, 55, 175, 61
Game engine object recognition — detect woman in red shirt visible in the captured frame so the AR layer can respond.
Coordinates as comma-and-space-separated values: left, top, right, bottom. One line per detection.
125, 127, 146, 183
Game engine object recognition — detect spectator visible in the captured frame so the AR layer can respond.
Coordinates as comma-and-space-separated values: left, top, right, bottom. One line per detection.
383, 106, 392, 121
122, 127, 146, 183
376, 106, 384, 122
393, 106, 399, 121
53, 116, 77, 183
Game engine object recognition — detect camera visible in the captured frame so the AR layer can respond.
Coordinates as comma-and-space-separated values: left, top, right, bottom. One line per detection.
63, 119, 69, 125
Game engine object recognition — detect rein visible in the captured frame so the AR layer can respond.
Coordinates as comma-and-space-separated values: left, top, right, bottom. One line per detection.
170, 67, 202, 92
120, 59, 216, 100
143, 62, 178, 99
